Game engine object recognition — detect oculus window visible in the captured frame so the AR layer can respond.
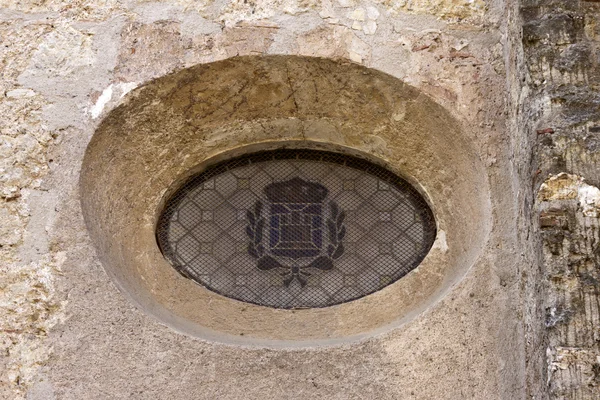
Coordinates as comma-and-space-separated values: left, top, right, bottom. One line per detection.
156, 149, 436, 309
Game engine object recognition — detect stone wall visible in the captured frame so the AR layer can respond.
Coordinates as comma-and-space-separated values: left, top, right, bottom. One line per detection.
2, 0, 596, 398
522, 0, 600, 398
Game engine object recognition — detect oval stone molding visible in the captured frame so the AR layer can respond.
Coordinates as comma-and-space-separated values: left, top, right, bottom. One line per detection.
80, 55, 491, 347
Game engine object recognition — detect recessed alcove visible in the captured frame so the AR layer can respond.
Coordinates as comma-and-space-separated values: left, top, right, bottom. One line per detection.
80, 55, 491, 346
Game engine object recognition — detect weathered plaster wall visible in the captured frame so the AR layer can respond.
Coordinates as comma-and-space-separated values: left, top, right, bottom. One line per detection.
0, 0, 540, 399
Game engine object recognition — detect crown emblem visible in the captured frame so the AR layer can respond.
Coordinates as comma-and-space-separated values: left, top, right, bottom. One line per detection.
264, 177, 328, 203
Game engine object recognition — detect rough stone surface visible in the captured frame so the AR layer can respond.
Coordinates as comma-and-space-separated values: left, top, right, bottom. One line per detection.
521, 0, 600, 398
538, 174, 600, 399
0, 0, 597, 399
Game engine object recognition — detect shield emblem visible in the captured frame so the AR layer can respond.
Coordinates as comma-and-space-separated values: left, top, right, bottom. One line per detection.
246, 177, 346, 287
265, 177, 328, 259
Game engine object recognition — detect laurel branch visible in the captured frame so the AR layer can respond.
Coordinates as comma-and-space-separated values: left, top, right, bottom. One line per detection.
326, 201, 346, 260
246, 201, 265, 259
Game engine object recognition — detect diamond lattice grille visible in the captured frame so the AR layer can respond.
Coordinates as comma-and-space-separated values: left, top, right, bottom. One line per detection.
156, 149, 436, 309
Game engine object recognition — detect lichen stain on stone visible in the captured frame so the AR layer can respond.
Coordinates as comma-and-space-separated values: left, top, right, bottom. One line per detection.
296, 24, 354, 60
114, 21, 189, 82
218, 26, 277, 58
0, 92, 53, 254
0, 253, 66, 400
0, 0, 124, 21
377, 0, 486, 20
219, 0, 319, 26
1, 20, 64, 396
0, 94, 52, 199
19, 25, 95, 80
538, 173, 600, 217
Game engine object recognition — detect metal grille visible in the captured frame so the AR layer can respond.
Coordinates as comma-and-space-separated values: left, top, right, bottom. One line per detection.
156, 149, 436, 309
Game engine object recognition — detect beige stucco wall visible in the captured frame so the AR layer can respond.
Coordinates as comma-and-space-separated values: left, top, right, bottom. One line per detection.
1, 1, 534, 399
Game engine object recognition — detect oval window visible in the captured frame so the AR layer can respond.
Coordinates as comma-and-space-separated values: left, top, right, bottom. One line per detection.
156, 149, 436, 309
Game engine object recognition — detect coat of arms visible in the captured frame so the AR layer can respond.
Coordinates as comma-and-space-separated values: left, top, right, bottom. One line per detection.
246, 177, 346, 287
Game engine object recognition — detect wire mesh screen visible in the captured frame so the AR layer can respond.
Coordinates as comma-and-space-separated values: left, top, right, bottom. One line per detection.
156, 149, 436, 309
